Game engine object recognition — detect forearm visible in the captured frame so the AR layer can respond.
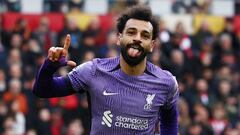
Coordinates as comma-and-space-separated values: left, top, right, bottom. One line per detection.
160, 105, 178, 135
32, 59, 75, 98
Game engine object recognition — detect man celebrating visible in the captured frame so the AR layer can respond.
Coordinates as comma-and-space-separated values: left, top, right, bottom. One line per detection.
33, 5, 179, 135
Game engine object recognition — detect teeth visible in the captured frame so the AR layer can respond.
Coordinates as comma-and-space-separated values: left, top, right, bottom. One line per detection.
131, 46, 140, 50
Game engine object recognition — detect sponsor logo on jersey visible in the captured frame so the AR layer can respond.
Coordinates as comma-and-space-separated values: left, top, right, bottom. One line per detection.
101, 110, 113, 127
101, 110, 148, 130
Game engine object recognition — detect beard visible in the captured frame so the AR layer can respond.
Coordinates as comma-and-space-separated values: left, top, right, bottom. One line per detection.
120, 42, 149, 66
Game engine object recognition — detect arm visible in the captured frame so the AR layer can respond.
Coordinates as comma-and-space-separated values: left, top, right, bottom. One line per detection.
32, 58, 76, 98
160, 77, 179, 135
32, 34, 77, 98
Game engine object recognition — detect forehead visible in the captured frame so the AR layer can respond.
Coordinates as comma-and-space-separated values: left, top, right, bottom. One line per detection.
124, 19, 153, 33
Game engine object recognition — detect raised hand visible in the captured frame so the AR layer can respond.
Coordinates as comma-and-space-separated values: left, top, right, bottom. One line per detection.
48, 34, 77, 67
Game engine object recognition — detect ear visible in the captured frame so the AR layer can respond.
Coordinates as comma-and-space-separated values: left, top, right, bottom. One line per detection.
117, 33, 122, 46
149, 40, 155, 53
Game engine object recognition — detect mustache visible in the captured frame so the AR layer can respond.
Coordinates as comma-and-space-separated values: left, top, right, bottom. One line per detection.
126, 42, 144, 52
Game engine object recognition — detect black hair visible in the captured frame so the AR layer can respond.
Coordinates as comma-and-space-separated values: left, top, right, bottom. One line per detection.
116, 5, 159, 40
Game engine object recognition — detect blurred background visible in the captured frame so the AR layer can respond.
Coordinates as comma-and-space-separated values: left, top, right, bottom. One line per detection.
0, 0, 240, 135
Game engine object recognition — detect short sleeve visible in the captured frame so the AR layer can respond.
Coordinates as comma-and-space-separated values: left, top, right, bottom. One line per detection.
67, 61, 94, 92
166, 76, 179, 109
159, 76, 179, 135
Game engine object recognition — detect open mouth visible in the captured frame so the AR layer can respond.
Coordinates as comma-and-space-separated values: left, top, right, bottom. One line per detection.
127, 44, 144, 58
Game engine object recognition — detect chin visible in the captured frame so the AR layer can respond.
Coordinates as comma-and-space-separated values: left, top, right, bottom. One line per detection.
121, 53, 147, 66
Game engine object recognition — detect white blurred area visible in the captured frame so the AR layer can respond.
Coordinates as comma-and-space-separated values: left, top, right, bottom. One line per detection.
84, 0, 108, 14
3, 0, 235, 36
21, 0, 43, 13
2, 0, 235, 16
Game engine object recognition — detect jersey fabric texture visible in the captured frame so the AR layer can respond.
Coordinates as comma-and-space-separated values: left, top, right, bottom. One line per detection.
68, 56, 179, 135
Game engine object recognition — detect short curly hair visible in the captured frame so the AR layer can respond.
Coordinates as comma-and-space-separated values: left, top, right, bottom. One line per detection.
116, 5, 159, 40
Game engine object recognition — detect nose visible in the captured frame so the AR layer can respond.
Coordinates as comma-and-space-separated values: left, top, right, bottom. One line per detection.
133, 33, 142, 43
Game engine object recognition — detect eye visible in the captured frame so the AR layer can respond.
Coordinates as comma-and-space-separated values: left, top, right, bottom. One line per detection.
142, 34, 150, 39
127, 31, 135, 35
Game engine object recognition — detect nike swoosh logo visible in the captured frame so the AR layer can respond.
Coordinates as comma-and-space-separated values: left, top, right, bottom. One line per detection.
103, 90, 118, 96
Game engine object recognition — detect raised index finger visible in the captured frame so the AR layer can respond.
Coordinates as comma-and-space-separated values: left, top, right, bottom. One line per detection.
63, 34, 71, 50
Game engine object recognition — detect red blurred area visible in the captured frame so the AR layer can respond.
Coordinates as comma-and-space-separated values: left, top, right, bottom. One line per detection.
2, 12, 65, 32
1, 12, 114, 34
233, 16, 240, 33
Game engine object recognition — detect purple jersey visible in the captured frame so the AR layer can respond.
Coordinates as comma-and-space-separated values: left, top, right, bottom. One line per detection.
68, 56, 179, 135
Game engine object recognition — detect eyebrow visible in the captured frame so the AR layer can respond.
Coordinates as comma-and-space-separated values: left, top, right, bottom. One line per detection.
126, 27, 151, 34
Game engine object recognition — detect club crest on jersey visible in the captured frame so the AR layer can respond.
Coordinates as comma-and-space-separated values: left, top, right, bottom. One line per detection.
144, 94, 155, 110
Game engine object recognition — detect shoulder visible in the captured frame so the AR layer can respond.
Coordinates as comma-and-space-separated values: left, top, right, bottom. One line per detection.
146, 62, 177, 87
92, 56, 119, 72
72, 60, 94, 73
72, 56, 119, 73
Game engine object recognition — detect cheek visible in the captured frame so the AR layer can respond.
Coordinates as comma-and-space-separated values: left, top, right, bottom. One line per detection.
119, 37, 129, 46
143, 42, 154, 52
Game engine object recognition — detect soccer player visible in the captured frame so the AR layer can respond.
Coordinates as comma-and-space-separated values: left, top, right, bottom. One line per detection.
33, 5, 179, 135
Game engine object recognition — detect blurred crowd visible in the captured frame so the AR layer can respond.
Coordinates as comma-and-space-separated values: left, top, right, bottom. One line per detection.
1, 0, 240, 135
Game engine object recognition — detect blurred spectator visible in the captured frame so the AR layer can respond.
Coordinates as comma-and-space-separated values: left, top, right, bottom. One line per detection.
175, 22, 193, 59
0, 31, 7, 69
98, 30, 118, 58
2, 115, 15, 135
225, 95, 238, 126
59, 16, 82, 64
222, 127, 239, 135
168, 49, 188, 79
186, 121, 203, 135
201, 67, 214, 89
149, 50, 161, 67
188, 78, 217, 109
22, 38, 42, 67
49, 95, 79, 124
3, 79, 28, 114
5, 0, 21, 12
7, 48, 22, 66
66, 118, 84, 135
171, 0, 200, 14
216, 79, 233, 103
214, 33, 237, 69
210, 103, 229, 135
44, 0, 68, 12
192, 103, 214, 134
9, 33, 22, 50
0, 100, 8, 134
23, 77, 38, 130
51, 108, 64, 135
178, 98, 191, 135
81, 50, 96, 63
81, 17, 102, 58
158, 20, 171, 44
11, 18, 31, 41
25, 129, 37, 135
69, 0, 84, 11
192, 20, 213, 53
77, 94, 90, 135
106, 47, 118, 58
0, 69, 6, 93
8, 63, 22, 80
199, 37, 214, 68
33, 16, 56, 54
9, 100, 26, 135
36, 108, 51, 135
215, 65, 232, 82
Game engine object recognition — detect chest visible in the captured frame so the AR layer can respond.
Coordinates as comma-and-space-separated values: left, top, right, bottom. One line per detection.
89, 73, 168, 116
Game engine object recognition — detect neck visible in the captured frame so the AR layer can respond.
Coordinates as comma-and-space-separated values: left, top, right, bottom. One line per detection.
120, 55, 147, 76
